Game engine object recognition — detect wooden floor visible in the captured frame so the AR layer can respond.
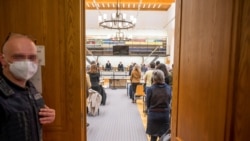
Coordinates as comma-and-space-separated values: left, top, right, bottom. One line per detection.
135, 96, 150, 140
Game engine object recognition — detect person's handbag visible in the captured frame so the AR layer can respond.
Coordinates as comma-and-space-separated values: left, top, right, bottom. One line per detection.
159, 129, 171, 141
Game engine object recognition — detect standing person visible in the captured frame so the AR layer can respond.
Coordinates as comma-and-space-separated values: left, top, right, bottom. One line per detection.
90, 60, 96, 65
85, 73, 91, 127
156, 63, 170, 85
128, 62, 135, 76
117, 61, 124, 71
168, 64, 174, 86
141, 63, 147, 73
130, 64, 141, 103
146, 70, 171, 141
143, 62, 155, 93
96, 61, 100, 71
86, 65, 91, 72
0, 33, 55, 141
105, 60, 112, 71
96, 61, 99, 67
86, 73, 91, 97
88, 64, 106, 106
155, 60, 160, 68
88, 64, 101, 94
86, 73, 91, 89
90, 60, 100, 72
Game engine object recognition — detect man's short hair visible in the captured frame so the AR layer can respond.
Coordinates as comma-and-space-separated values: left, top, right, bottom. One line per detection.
90, 61, 96, 64
156, 61, 160, 66
150, 62, 155, 68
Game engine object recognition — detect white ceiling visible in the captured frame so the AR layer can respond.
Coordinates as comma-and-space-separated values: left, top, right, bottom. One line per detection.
85, 9, 171, 39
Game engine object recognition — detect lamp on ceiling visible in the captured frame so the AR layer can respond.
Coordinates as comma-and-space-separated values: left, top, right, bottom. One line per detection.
109, 30, 132, 41
98, 0, 136, 30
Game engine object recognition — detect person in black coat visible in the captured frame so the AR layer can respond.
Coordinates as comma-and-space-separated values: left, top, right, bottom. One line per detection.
0, 33, 55, 141
155, 60, 160, 68
156, 63, 170, 85
105, 60, 112, 71
88, 64, 107, 105
146, 69, 171, 141
117, 61, 124, 71
88, 64, 101, 93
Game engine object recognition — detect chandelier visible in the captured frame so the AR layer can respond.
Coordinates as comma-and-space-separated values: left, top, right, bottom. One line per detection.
98, 0, 136, 30
109, 30, 132, 41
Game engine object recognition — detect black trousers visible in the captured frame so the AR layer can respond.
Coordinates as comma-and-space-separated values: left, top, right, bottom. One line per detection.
131, 82, 140, 100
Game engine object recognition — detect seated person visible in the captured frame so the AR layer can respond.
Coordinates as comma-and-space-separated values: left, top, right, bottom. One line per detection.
117, 62, 124, 71
105, 60, 112, 71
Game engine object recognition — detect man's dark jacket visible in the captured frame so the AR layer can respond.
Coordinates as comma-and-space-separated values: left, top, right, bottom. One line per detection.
0, 72, 45, 141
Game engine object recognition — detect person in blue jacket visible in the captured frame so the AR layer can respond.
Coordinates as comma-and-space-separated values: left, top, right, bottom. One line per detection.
146, 69, 171, 141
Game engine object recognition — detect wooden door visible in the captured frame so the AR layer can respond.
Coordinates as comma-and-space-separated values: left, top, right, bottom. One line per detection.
0, 0, 86, 141
171, 0, 250, 141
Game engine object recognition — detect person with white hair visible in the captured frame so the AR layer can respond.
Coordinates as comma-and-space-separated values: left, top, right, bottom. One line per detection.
146, 69, 171, 141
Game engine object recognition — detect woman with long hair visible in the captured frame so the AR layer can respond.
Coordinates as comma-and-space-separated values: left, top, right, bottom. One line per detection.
130, 64, 141, 103
156, 63, 170, 85
88, 64, 101, 94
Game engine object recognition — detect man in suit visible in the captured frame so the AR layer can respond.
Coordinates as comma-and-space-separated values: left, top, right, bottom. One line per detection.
105, 60, 112, 71
118, 61, 124, 71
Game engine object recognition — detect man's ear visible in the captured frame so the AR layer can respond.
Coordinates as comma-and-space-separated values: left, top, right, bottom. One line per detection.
0, 53, 4, 64
0, 53, 7, 67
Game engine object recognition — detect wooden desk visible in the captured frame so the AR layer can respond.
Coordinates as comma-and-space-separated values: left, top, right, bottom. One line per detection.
109, 79, 127, 88
100, 71, 130, 88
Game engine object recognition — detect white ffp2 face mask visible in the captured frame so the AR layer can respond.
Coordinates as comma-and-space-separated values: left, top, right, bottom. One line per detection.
9, 60, 38, 80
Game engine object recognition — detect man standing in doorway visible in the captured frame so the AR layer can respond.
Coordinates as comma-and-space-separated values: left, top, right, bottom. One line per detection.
0, 33, 55, 141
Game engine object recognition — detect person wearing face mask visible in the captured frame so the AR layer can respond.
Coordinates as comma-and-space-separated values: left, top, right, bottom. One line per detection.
0, 33, 55, 141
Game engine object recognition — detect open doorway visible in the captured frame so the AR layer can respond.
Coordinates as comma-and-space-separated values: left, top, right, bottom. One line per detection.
84, 0, 176, 140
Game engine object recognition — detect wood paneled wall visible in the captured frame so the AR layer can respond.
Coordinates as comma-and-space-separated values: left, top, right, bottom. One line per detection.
230, 0, 250, 140
172, 0, 250, 140
0, 0, 86, 141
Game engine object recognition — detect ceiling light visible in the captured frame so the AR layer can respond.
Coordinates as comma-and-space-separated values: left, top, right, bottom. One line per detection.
98, 0, 136, 30
109, 30, 132, 41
